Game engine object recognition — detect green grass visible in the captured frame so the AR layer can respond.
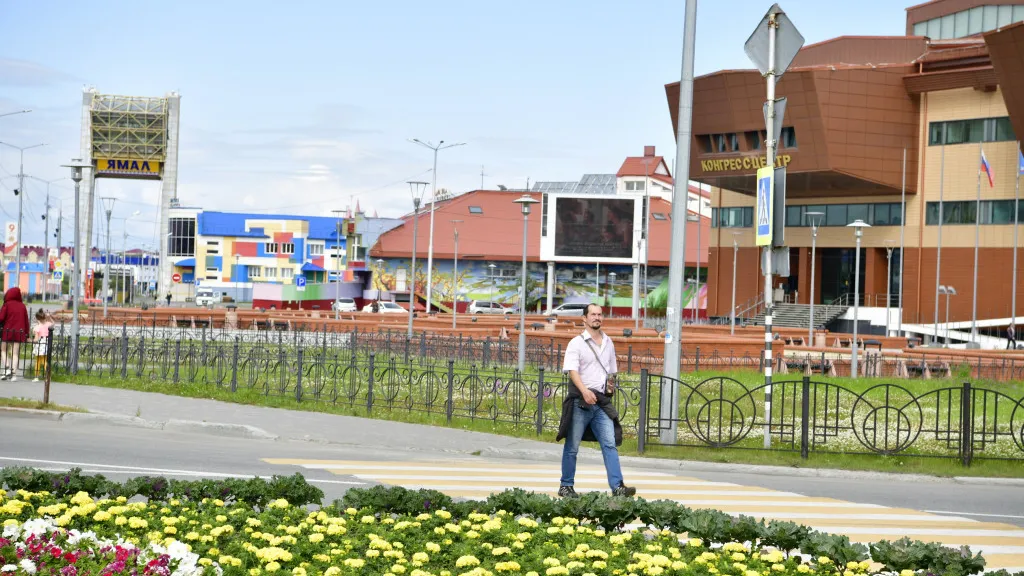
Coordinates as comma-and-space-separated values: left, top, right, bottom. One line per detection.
0, 396, 86, 413
52, 367, 1024, 479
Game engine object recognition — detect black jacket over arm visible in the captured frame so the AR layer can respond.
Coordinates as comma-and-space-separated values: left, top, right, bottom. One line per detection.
555, 385, 623, 446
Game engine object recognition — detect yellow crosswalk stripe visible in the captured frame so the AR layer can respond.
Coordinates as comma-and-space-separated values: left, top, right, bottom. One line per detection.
263, 457, 1024, 570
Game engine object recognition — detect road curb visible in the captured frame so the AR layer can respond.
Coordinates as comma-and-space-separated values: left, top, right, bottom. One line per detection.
1, 406, 278, 441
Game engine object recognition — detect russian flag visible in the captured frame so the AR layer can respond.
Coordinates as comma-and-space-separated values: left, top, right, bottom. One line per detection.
1018, 147, 1024, 176
981, 149, 995, 188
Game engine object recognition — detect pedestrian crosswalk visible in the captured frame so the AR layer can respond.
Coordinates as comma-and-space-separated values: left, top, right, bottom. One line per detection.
263, 458, 1024, 571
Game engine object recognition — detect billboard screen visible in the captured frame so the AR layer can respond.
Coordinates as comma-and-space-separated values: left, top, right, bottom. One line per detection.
553, 197, 635, 259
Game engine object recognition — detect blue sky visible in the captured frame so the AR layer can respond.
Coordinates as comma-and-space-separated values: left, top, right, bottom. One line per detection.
0, 0, 909, 248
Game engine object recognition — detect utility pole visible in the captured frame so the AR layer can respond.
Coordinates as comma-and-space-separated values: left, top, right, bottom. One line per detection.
0, 141, 46, 292
56, 202, 63, 298
101, 197, 116, 317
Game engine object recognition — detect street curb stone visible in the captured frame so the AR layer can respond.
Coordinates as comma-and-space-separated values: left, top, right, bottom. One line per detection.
1, 406, 278, 440
164, 419, 279, 440
0, 407, 63, 421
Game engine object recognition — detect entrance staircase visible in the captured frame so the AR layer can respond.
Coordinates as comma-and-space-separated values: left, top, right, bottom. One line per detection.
751, 303, 848, 330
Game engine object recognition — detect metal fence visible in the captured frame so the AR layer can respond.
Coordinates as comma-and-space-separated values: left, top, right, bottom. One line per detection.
42, 325, 1024, 466
639, 373, 1024, 466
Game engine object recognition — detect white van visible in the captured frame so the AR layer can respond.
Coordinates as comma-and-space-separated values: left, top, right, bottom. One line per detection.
195, 287, 221, 307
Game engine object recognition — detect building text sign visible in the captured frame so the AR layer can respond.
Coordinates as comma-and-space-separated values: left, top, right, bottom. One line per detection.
701, 154, 792, 173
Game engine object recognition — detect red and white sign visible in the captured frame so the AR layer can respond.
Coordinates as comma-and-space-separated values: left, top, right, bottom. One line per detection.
172, 273, 182, 283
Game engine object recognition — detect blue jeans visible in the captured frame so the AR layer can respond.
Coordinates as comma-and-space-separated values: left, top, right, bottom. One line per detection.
560, 401, 624, 490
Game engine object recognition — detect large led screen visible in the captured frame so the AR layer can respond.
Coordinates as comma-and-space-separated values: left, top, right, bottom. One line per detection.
553, 197, 635, 259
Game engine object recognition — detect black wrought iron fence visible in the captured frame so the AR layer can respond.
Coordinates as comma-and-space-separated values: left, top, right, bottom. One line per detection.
639, 372, 1024, 466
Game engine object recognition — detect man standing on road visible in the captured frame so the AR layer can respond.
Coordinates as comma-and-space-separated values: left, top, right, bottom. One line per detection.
556, 303, 636, 498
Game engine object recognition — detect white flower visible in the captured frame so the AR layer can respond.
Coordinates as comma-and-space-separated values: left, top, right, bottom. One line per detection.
1, 525, 19, 540
1, 565, 16, 573
19, 559, 37, 574
66, 530, 99, 545
21, 519, 56, 538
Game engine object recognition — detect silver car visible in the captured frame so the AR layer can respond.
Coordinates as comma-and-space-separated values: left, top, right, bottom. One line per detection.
468, 301, 511, 315
544, 303, 588, 316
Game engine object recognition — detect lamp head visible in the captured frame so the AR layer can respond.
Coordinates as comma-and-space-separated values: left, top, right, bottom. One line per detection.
513, 194, 539, 215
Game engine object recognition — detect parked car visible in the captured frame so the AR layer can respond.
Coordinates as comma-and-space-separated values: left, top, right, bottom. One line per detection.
195, 287, 222, 307
332, 298, 357, 312
543, 302, 588, 317
362, 301, 406, 313
468, 301, 511, 315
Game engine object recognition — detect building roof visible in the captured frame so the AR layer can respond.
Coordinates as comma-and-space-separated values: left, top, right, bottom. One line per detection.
369, 189, 709, 267
197, 211, 402, 244
617, 146, 674, 185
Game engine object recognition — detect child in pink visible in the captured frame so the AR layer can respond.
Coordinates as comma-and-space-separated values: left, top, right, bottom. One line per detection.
32, 310, 53, 382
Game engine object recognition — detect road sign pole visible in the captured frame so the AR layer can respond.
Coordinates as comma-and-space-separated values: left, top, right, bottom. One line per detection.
745, 3, 804, 449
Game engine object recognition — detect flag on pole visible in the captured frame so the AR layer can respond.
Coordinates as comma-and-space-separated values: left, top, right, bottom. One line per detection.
1018, 145, 1023, 176
981, 149, 995, 187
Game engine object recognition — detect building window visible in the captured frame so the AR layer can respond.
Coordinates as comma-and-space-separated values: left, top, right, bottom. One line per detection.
249, 267, 261, 278
264, 242, 279, 254
780, 127, 797, 148
309, 243, 324, 256
625, 181, 646, 191
264, 267, 277, 277
501, 268, 517, 278
913, 5, 1024, 39
469, 206, 483, 214
572, 271, 587, 280
281, 242, 295, 254
541, 194, 548, 237
281, 268, 294, 279
927, 200, 1024, 225
713, 207, 754, 228
744, 130, 765, 151
168, 218, 196, 257
928, 117, 1016, 145
785, 203, 902, 227
652, 212, 668, 220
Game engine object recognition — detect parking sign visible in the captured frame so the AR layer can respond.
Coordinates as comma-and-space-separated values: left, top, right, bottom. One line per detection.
296, 276, 306, 292
755, 166, 774, 246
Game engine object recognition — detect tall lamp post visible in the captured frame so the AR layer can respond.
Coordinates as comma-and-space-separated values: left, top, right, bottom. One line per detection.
805, 211, 824, 344
62, 159, 91, 375
331, 209, 346, 319
608, 272, 617, 312
488, 263, 497, 306
730, 232, 742, 335
939, 285, 957, 346
27, 176, 66, 303
884, 240, 895, 337
513, 195, 539, 372
100, 198, 116, 317
410, 139, 466, 314
407, 181, 429, 339
847, 219, 871, 379
450, 219, 463, 329
0, 140, 46, 291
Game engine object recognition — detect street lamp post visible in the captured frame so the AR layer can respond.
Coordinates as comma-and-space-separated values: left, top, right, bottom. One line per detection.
100, 198, 116, 317
331, 209, 345, 319
513, 195, 539, 372
410, 139, 466, 314
608, 272, 617, 312
884, 240, 895, 338
805, 211, 824, 345
62, 159, 91, 375
847, 219, 871, 379
730, 233, 740, 335
939, 285, 957, 346
0, 141, 46, 292
407, 181, 429, 339
27, 176, 66, 303
450, 219, 463, 329
488, 263, 497, 306
234, 255, 240, 301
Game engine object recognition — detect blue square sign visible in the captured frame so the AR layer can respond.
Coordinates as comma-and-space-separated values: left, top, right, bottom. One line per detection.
755, 166, 774, 247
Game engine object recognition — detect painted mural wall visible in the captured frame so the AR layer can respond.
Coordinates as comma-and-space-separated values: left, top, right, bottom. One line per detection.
369, 258, 704, 310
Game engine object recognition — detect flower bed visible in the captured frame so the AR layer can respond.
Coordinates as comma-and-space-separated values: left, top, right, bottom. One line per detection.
0, 468, 1015, 576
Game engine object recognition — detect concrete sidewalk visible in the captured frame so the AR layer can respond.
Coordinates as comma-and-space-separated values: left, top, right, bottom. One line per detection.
2, 380, 1020, 485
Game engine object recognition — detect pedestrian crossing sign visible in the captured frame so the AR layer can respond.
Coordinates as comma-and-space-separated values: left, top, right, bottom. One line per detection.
755, 166, 774, 246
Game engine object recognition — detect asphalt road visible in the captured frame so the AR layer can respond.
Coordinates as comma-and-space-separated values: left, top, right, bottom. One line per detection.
1, 414, 1022, 527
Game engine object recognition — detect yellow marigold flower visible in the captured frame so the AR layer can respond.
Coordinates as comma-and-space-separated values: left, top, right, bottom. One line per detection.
268, 498, 290, 509
546, 568, 569, 576
292, 568, 306, 576
466, 530, 480, 539
496, 562, 522, 572
308, 533, 324, 543
456, 556, 480, 568
859, 562, 872, 572
592, 561, 607, 569
265, 562, 281, 572
185, 531, 200, 540
129, 517, 148, 529
671, 561, 687, 570
435, 510, 452, 520
723, 543, 746, 552
163, 526, 177, 535
543, 558, 561, 567
773, 564, 786, 572
797, 565, 811, 573
566, 561, 585, 570
366, 550, 381, 558
70, 491, 93, 505
492, 547, 511, 556
426, 542, 441, 553
844, 571, 857, 576
324, 569, 341, 576
413, 552, 429, 563
391, 565, 406, 574
249, 570, 261, 576
746, 571, 760, 576
361, 515, 376, 524
732, 552, 747, 561
344, 559, 366, 569
115, 516, 128, 526
198, 559, 213, 567
92, 511, 112, 522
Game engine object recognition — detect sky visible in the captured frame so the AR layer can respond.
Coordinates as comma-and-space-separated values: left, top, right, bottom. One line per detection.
0, 0, 910, 250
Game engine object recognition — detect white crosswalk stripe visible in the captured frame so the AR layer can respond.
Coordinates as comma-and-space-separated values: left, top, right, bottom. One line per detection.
264, 458, 1024, 570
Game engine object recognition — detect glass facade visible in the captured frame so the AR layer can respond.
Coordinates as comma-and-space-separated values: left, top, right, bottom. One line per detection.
926, 200, 1024, 225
